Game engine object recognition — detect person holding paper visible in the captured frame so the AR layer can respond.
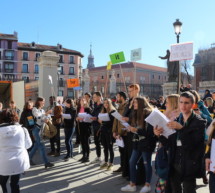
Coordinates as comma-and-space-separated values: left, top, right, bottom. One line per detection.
98, 99, 116, 171
63, 99, 76, 161
121, 97, 156, 193
90, 92, 103, 164
76, 98, 92, 163
154, 92, 206, 193
205, 121, 215, 193
112, 92, 128, 174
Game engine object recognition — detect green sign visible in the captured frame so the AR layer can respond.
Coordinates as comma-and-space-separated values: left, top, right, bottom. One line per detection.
110, 51, 125, 64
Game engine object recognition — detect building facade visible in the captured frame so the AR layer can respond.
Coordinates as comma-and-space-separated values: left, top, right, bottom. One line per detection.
84, 62, 167, 98
193, 45, 215, 90
0, 32, 18, 80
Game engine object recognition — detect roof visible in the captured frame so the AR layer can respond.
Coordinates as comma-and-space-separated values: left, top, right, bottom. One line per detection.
18, 42, 84, 57
87, 62, 167, 72
0, 33, 18, 40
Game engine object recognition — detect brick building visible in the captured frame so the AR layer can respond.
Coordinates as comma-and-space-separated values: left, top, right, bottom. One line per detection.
193, 45, 215, 90
84, 62, 167, 98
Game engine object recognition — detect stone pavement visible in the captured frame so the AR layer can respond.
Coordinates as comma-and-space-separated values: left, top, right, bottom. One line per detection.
0, 130, 210, 193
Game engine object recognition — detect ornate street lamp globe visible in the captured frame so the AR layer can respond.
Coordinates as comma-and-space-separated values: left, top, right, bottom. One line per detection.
173, 19, 182, 35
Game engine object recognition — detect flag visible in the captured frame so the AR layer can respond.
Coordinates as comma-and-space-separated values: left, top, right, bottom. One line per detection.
107, 61, 112, 70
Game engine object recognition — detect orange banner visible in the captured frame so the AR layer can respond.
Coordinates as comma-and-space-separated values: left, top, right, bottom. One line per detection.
67, 78, 79, 88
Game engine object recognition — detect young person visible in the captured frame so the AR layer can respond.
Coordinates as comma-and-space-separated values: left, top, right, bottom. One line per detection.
76, 98, 92, 163
29, 97, 54, 168
121, 97, 156, 192
99, 98, 116, 170
63, 99, 76, 161
154, 92, 206, 193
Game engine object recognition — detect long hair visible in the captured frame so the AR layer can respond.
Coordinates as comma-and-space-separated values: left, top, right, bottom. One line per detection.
131, 97, 153, 129
53, 105, 63, 119
23, 101, 34, 111
166, 94, 180, 111
77, 98, 89, 113
35, 97, 44, 108
101, 98, 116, 113
65, 98, 74, 108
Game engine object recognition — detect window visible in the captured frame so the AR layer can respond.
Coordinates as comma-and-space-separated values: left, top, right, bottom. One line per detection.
4, 50, 14, 60
4, 63, 14, 73
8, 41, 12, 49
22, 64, 28, 73
59, 78, 64, 87
59, 55, 64, 63
35, 77, 39, 80
70, 56, 74, 64
101, 86, 104, 93
22, 76, 29, 83
23, 52, 28, 60
109, 75, 112, 78
152, 74, 154, 79
35, 53, 40, 61
68, 90, 74, 98
60, 66, 64, 75
69, 67, 74, 75
58, 90, 63, 96
158, 75, 160, 80
34, 64, 39, 74
101, 75, 104, 79
117, 74, 120, 78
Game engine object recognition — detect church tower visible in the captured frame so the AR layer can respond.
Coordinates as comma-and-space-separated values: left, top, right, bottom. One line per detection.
87, 44, 95, 68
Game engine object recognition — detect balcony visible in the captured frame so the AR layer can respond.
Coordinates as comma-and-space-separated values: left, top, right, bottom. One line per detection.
59, 59, 64, 63
22, 71, 29, 73
69, 73, 75, 75
22, 57, 28, 61
34, 71, 39, 74
4, 56, 14, 60
4, 69, 14, 73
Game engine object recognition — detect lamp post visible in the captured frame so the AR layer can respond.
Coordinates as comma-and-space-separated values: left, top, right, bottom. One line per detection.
173, 19, 182, 93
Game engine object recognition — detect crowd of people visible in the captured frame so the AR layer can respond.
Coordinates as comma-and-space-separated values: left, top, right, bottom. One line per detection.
0, 84, 215, 193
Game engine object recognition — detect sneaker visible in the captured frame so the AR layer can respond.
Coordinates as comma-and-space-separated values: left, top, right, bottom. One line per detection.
107, 164, 114, 171
100, 162, 108, 169
121, 184, 136, 192
82, 157, 90, 163
139, 185, 151, 193
45, 162, 54, 169
90, 157, 101, 164
54, 152, 60, 157
63, 155, 70, 161
113, 167, 122, 172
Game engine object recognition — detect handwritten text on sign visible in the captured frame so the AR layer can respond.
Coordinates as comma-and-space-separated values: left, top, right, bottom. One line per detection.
169, 42, 193, 62
110, 51, 125, 64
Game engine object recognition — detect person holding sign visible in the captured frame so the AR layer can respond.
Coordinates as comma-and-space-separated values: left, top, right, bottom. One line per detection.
154, 92, 206, 193
76, 98, 92, 163
205, 120, 215, 193
98, 99, 116, 171
121, 97, 156, 193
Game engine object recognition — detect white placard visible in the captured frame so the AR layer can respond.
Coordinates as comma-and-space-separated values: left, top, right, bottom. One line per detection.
169, 42, 193, 62
145, 108, 175, 138
116, 138, 125, 148
98, 113, 110, 121
131, 48, 142, 61
210, 139, 215, 172
62, 114, 71, 119
78, 113, 93, 123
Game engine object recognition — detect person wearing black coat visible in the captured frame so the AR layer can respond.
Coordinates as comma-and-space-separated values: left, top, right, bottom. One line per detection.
19, 101, 35, 151
76, 98, 92, 163
121, 97, 156, 193
154, 92, 206, 193
63, 99, 77, 161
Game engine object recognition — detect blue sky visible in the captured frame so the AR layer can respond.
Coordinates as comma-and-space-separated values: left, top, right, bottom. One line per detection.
1, 0, 215, 74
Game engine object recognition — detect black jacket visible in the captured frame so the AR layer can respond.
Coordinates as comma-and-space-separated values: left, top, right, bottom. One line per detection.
159, 112, 206, 180
19, 109, 34, 130
100, 110, 115, 133
78, 107, 92, 136
64, 107, 76, 129
91, 103, 103, 130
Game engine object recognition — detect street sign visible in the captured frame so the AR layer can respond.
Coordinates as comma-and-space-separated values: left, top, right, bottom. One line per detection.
169, 42, 193, 62
110, 51, 125, 64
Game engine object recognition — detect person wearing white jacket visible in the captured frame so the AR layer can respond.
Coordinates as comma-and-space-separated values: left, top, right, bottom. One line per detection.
0, 109, 32, 193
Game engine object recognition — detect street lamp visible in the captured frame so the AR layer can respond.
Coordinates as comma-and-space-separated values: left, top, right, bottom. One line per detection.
173, 19, 182, 93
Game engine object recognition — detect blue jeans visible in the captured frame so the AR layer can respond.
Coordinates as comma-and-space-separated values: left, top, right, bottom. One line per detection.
129, 149, 152, 184
29, 125, 48, 164
64, 127, 75, 157
209, 172, 215, 193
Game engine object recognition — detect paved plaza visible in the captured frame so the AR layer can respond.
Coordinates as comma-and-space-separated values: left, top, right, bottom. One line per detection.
0, 130, 210, 193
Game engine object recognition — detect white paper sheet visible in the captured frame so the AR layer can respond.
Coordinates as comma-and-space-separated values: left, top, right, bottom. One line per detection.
111, 111, 125, 123
62, 114, 71, 119
78, 113, 93, 123
210, 139, 215, 172
116, 138, 124, 148
98, 113, 110, 121
145, 108, 175, 138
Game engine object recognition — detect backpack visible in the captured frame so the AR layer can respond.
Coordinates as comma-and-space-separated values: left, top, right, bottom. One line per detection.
155, 146, 169, 180
42, 120, 57, 138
